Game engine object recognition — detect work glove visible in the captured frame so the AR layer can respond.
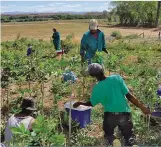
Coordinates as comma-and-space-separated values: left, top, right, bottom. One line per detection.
103, 48, 110, 56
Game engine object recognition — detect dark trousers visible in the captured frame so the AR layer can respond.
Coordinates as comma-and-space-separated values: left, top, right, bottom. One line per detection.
103, 112, 136, 146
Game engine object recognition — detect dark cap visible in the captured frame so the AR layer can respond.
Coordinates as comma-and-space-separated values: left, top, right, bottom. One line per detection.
88, 63, 104, 76
21, 97, 37, 111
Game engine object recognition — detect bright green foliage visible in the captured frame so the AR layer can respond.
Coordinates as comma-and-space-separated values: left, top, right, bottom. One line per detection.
111, 1, 159, 27
10, 115, 65, 146
1, 36, 161, 146
11, 123, 30, 136
92, 51, 103, 64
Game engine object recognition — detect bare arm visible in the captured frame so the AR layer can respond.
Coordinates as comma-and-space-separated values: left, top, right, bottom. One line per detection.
126, 92, 150, 114
28, 118, 35, 131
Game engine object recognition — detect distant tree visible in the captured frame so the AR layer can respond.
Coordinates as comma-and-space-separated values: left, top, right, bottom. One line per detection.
1, 13, 108, 23
155, 1, 161, 27
103, 10, 108, 18
111, 1, 158, 27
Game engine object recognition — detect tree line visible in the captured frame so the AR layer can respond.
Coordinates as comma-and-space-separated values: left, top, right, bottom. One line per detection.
110, 1, 161, 27
1, 13, 107, 23
1, 1, 161, 27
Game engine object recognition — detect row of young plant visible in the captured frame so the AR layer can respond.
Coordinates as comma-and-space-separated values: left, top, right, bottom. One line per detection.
1, 34, 80, 146
1, 33, 161, 146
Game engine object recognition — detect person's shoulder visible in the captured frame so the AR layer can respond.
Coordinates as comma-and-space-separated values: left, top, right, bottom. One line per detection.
7, 114, 15, 122
108, 74, 121, 80
97, 29, 104, 33
83, 31, 90, 36
81, 31, 90, 40
98, 30, 105, 36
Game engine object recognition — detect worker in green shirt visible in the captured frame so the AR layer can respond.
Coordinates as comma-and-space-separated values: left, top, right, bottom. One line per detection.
52, 28, 61, 51
73, 63, 150, 146
80, 19, 108, 65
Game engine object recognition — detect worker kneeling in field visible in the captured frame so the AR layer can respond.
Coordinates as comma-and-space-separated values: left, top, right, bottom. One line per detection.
80, 19, 108, 65
52, 28, 61, 51
4, 97, 36, 145
73, 63, 150, 146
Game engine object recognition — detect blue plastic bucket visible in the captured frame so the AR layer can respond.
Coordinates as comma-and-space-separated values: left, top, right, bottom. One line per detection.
157, 86, 161, 96
151, 111, 161, 117
64, 101, 92, 128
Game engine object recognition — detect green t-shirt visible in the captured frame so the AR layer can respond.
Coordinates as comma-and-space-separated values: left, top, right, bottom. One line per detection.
90, 75, 131, 112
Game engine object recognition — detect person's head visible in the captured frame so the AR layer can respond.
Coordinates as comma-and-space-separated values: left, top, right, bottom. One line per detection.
53, 28, 56, 32
21, 97, 37, 115
88, 63, 105, 81
89, 19, 98, 34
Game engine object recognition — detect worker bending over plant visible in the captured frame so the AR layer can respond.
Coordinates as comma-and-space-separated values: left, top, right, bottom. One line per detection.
4, 97, 36, 145
80, 19, 108, 65
73, 63, 150, 146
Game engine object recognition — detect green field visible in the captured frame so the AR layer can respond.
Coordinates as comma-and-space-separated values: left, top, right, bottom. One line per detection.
1, 0, 161, 145
1, 30, 161, 146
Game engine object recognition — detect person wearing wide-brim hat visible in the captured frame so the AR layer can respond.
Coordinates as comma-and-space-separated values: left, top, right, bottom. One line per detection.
4, 97, 37, 145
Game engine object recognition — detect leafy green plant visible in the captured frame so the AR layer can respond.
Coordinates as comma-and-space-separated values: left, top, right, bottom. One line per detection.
10, 115, 65, 146
111, 31, 122, 39
70, 128, 100, 146
51, 80, 71, 97
92, 51, 103, 64
61, 33, 77, 54
124, 34, 139, 39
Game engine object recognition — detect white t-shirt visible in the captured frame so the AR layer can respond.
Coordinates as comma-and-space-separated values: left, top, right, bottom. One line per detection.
4, 114, 34, 143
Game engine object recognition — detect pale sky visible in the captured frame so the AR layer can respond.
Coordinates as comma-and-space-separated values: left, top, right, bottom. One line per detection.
1, 1, 112, 13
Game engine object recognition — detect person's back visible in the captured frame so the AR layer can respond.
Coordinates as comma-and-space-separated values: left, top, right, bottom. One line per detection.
91, 74, 131, 112
52, 28, 60, 51
4, 97, 36, 145
73, 63, 150, 146
5, 115, 34, 143
53, 31, 60, 42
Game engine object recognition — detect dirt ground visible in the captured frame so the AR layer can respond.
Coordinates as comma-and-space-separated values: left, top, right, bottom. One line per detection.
1, 20, 161, 42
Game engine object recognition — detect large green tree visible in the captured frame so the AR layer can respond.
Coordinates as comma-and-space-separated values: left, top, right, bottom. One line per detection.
111, 1, 159, 27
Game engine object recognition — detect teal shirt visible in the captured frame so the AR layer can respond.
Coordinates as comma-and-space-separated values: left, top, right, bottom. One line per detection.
52, 32, 61, 50
90, 75, 131, 112
52, 32, 60, 42
80, 30, 106, 60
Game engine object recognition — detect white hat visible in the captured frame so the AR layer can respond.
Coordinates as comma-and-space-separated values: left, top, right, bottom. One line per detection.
89, 19, 98, 30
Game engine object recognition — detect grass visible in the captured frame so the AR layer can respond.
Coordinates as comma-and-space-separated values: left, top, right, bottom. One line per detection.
1, 19, 160, 41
